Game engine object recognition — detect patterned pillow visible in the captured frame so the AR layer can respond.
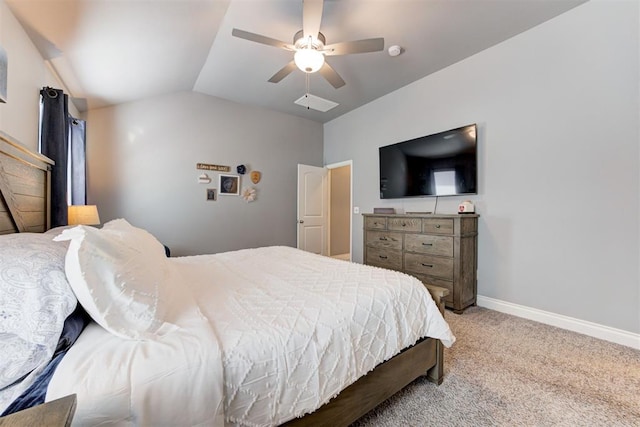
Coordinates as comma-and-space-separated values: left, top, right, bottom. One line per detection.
0, 233, 76, 390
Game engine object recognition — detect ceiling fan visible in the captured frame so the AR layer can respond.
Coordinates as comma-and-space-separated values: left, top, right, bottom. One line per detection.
231, 0, 384, 89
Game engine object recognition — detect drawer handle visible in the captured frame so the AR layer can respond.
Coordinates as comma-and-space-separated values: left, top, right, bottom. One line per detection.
374, 222, 380, 226
435, 224, 441, 229
421, 263, 434, 268
421, 243, 433, 246
402, 223, 407, 227
379, 237, 388, 241
379, 255, 388, 259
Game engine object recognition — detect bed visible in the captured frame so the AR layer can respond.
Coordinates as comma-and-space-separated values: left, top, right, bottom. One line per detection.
0, 133, 455, 426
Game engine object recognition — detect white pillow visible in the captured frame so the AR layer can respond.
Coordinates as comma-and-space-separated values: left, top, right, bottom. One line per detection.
43, 225, 76, 237
0, 233, 76, 390
54, 219, 174, 340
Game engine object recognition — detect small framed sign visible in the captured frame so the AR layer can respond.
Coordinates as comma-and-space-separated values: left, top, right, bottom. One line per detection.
219, 174, 240, 196
206, 188, 217, 201
197, 163, 230, 172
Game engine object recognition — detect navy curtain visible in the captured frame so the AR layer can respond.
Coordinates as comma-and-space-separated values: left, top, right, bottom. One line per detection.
39, 87, 87, 227
40, 88, 68, 227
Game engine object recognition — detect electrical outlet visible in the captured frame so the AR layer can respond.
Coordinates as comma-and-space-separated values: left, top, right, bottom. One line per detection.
353, 207, 360, 214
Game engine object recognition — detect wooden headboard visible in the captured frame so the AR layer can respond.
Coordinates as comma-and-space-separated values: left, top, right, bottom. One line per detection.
0, 131, 53, 234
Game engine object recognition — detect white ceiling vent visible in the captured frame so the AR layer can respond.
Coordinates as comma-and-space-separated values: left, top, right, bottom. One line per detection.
294, 93, 339, 112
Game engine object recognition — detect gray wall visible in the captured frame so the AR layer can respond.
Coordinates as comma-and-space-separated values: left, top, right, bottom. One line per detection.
0, 0, 76, 150
86, 91, 323, 256
324, 1, 639, 334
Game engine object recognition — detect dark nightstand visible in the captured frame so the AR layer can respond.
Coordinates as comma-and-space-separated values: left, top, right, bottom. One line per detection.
0, 394, 76, 427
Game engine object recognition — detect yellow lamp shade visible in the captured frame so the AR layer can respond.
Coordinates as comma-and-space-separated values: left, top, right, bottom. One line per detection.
68, 205, 101, 225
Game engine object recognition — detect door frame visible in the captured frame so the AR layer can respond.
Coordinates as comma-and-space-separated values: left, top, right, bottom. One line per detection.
326, 160, 353, 261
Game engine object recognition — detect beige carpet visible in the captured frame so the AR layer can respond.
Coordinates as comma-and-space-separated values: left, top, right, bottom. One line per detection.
353, 306, 640, 426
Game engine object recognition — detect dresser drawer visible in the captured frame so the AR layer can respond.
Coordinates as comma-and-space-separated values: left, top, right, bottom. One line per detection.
366, 248, 402, 270
412, 274, 454, 304
405, 234, 454, 257
423, 218, 454, 235
404, 253, 454, 279
365, 217, 387, 230
366, 231, 402, 250
388, 217, 421, 232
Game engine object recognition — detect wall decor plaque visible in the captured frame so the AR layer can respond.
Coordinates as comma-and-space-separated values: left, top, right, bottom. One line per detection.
197, 163, 230, 172
219, 174, 240, 196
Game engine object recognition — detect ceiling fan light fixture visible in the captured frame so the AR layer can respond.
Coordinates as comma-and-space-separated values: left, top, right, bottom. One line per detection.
231, 0, 383, 88
294, 48, 324, 73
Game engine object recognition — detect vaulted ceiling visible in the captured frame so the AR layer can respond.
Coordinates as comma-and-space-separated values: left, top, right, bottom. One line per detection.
6, 0, 586, 123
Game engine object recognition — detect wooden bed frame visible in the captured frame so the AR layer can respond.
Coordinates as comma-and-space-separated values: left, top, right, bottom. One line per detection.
0, 131, 53, 234
0, 133, 448, 426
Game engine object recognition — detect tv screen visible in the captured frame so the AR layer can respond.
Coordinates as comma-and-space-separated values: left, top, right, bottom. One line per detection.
379, 124, 477, 199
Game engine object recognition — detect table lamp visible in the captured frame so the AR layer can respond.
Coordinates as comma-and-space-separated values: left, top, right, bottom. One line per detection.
68, 205, 101, 226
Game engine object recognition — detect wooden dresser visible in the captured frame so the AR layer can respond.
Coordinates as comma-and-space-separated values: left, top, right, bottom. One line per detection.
363, 213, 478, 313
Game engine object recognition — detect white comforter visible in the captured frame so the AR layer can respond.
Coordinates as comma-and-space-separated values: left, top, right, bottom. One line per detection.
47, 246, 455, 426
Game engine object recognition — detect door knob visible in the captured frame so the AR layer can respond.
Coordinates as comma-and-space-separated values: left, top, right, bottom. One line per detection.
298, 220, 304, 224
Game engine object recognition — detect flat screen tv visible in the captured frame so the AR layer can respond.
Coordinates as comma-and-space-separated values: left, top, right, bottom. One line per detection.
379, 124, 477, 199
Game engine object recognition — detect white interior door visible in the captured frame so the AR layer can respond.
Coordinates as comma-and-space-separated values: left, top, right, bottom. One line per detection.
297, 164, 328, 255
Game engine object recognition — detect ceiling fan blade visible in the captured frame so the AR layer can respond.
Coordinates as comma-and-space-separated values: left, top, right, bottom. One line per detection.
303, 0, 323, 40
324, 38, 385, 56
268, 61, 297, 83
319, 62, 345, 89
232, 28, 295, 51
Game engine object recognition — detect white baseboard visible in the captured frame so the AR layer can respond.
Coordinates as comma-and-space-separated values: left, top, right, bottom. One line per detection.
476, 295, 640, 350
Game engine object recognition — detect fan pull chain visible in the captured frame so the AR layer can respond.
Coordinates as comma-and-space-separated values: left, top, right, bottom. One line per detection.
305, 73, 310, 110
